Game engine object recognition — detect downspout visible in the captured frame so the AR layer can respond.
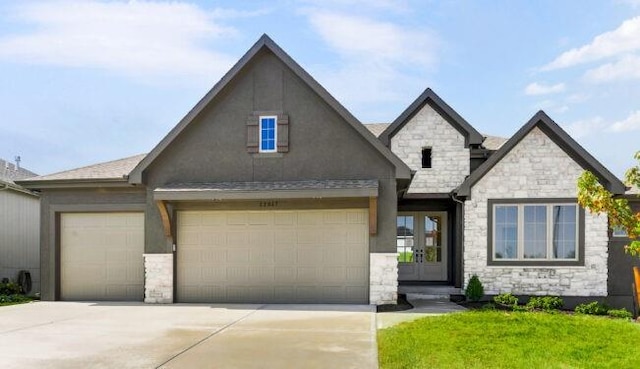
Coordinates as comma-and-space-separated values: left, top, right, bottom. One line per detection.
451, 191, 465, 290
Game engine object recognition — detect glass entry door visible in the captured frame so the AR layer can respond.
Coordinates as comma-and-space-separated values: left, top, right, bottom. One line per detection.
397, 212, 448, 281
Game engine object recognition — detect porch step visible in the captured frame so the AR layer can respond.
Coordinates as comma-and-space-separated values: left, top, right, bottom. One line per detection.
399, 285, 461, 300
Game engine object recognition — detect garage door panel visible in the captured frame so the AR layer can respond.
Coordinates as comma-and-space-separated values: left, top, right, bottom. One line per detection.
61, 213, 144, 301
177, 209, 368, 303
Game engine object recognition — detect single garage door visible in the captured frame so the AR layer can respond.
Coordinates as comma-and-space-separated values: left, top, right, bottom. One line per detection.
177, 209, 369, 303
60, 212, 144, 301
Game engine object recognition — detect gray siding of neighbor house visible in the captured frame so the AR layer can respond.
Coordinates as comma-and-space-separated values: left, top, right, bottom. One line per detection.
0, 189, 40, 295
38, 188, 146, 300
142, 48, 398, 255
607, 200, 640, 310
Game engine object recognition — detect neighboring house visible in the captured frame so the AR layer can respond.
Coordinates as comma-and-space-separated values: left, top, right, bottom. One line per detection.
0, 158, 39, 294
18, 35, 636, 308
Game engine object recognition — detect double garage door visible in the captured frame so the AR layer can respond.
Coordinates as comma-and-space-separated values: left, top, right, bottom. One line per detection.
60, 209, 369, 303
177, 209, 369, 304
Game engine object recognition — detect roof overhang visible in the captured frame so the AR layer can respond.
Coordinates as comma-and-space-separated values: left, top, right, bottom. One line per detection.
380, 88, 484, 148
0, 179, 39, 197
16, 178, 134, 190
154, 179, 379, 201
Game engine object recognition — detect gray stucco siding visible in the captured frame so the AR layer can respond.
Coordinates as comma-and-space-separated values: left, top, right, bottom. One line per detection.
38, 188, 146, 300
142, 49, 398, 254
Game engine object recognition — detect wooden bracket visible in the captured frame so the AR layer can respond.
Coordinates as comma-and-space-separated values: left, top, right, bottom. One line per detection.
369, 197, 377, 235
156, 200, 173, 242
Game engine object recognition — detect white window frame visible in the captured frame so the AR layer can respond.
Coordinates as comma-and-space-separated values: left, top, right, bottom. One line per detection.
492, 203, 580, 261
259, 115, 278, 153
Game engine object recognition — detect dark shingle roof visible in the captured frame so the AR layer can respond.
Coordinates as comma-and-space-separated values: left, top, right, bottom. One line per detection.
25, 154, 146, 182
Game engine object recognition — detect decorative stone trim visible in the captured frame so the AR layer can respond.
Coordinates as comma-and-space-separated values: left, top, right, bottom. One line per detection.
144, 254, 173, 304
370, 253, 398, 305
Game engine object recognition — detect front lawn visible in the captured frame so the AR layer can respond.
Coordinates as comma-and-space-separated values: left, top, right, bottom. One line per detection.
378, 310, 640, 369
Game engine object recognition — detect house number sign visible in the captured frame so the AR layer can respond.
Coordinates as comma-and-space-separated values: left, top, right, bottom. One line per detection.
259, 200, 279, 207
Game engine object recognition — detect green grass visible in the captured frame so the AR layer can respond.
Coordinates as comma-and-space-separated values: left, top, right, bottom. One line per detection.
397, 252, 413, 262
0, 294, 33, 306
378, 310, 640, 369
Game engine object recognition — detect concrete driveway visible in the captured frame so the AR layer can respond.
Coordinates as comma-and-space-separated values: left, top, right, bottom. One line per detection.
0, 302, 377, 369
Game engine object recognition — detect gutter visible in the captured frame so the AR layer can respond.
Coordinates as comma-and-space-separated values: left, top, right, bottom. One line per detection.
16, 177, 133, 190
0, 180, 39, 197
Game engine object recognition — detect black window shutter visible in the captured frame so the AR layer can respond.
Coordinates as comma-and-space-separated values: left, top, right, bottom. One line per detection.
277, 114, 289, 153
247, 115, 259, 153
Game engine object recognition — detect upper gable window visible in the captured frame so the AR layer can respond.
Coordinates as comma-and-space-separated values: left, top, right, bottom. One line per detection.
259, 116, 277, 153
421, 148, 432, 168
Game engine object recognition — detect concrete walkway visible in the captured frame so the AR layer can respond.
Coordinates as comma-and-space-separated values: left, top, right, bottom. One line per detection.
0, 302, 377, 369
376, 298, 467, 329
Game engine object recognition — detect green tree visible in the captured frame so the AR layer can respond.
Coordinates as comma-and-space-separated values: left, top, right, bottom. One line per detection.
577, 152, 640, 256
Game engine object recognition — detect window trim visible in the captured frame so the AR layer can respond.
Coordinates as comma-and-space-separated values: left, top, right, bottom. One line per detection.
259, 115, 278, 153
487, 198, 585, 266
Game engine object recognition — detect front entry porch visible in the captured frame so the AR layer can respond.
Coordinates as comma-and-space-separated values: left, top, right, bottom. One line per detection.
395, 198, 464, 291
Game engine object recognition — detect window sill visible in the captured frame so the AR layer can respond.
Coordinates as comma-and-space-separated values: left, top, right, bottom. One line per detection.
487, 260, 584, 267
252, 153, 284, 159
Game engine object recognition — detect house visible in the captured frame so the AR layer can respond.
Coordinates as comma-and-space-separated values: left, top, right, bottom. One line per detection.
0, 158, 39, 295
18, 35, 638, 308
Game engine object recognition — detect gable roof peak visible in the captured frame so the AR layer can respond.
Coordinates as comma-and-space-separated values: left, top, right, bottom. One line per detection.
457, 111, 626, 197
379, 87, 484, 147
128, 34, 411, 183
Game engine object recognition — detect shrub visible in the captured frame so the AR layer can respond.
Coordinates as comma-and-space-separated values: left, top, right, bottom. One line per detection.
526, 296, 564, 311
493, 293, 519, 307
465, 275, 484, 302
0, 294, 30, 304
575, 301, 610, 315
607, 308, 633, 320
0, 281, 21, 295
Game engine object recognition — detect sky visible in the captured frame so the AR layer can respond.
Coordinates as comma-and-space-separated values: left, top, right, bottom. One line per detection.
0, 0, 639, 179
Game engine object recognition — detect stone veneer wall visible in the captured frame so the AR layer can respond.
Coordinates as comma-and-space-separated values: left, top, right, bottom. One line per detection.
370, 253, 398, 304
390, 103, 470, 193
144, 253, 173, 303
464, 127, 608, 296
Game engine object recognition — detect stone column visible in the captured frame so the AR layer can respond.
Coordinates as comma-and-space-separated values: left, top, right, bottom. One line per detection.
143, 254, 173, 303
370, 253, 398, 305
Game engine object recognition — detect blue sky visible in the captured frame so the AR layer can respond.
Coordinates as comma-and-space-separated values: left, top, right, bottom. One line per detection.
0, 0, 639, 178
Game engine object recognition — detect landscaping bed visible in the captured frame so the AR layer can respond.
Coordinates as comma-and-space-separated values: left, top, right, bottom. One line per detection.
377, 294, 413, 313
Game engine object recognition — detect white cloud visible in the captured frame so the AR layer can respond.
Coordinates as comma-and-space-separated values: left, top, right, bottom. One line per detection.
307, 11, 437, 66
542, 16, 640, 71
304, 9, 438, 109
0, 1, 246, 80
584, 55, 640, 83
609, 110, 640, 132
524, 82, 566, 95
618, 0, 640, 8
301, 0, 409, 13
565, 117, 606, 138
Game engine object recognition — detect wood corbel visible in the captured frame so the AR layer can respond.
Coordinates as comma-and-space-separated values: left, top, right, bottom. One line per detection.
369, 197, 377, 235
156, 200, 174, 243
